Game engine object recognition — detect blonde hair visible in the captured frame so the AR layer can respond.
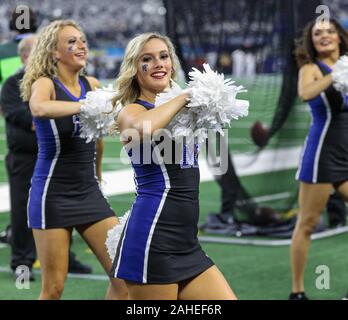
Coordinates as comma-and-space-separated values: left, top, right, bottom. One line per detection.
112, 32, 181, 109
20, 19, 85, 101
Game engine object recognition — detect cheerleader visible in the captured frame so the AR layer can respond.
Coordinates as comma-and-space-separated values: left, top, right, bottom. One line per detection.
20, 20, 127, 300
290, 19, 348, 300
110, 33, 236, 300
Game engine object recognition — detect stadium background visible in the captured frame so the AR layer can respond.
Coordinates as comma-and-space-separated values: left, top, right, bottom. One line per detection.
0, 0, 347, 299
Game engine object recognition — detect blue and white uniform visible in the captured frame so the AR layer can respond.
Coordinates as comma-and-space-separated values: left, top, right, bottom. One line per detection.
297, 60, 348, 183
27, 76, 114, 229
112, 100, 213, 284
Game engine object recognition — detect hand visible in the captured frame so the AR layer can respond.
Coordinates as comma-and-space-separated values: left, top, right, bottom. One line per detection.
182, 88, 193, 106
182, 87, 192, 97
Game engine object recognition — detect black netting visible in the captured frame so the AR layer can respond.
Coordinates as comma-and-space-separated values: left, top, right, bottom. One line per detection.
163, 0, 323, 230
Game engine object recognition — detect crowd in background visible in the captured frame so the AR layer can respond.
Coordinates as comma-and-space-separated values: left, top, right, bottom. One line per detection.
0, 0, 347, 78
0, 0, 165, 79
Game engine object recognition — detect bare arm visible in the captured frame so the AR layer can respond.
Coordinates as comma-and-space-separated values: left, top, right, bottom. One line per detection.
117, 93, 189, 139
298, 64, 333, 101
95, 138, 104, 182
86, 76, 100, 90
29, 77, 81, 118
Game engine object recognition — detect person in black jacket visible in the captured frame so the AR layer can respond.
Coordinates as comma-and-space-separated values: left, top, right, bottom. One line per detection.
0, 35, 92, 281
1, 36, 38, 280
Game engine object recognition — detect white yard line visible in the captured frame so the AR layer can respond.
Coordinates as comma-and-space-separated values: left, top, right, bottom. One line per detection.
199, 226, 348, 247
0, 147, 302, 213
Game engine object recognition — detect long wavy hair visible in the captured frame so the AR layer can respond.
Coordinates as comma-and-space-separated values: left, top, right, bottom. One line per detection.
111, 33, 181, 118
295, 19, 348, 68
20, 19, 85, 101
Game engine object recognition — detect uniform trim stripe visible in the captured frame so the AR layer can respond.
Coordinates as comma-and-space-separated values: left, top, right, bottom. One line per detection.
40, 120, 61, 228
142, 143, 171, 283
53, 78, 86, 101
313, 93, 331, 182
296, 93, 331, 183
93, 144, 108, 200
113, 143, 171, 283
26, 181, 33, 228
113, 210, 132, 278
295, 135, 309, 181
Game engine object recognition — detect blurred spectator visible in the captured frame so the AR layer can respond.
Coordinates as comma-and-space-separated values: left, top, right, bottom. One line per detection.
0, 0, 345, 79
231, 49, 245, 77
218, 52, 232, 74
0, 5, 37, 85
245, 51, 256, 77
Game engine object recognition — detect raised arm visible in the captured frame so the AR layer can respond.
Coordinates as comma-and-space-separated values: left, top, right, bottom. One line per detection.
86, 76, 100, 90
117, 92, 189, 139
298, 63, 333, 101
29, 77, 81, 118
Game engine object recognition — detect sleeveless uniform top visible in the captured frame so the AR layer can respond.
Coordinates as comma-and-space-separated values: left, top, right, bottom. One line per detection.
296, 60, 348, 183
27, 76, 114, 229
112, 99, 213, 284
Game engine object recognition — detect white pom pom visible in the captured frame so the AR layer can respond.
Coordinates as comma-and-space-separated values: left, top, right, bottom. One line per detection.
155, 81, 195, 141
332, 55, 348, 95
105, 210, 130, 261
79, 85, 119, 143
186, 63, 249, 132
154, 64, 249, 144
155, 80, 184, 106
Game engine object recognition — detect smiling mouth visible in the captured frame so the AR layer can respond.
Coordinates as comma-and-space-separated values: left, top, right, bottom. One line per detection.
75, 52, 86, 58
319, 40, 333, 46
151, 72, 167, 79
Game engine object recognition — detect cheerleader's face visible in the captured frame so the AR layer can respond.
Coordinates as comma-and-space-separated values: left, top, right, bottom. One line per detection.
137, 38, 172, 93
55, 26, 88, 71
312, 22, 341, 56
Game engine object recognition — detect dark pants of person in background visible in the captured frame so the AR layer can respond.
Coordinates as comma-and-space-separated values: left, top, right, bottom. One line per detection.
6, 152, 92, 279
6, 152, 36, 271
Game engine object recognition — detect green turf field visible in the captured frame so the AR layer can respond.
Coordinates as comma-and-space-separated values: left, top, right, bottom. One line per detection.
0, 77, 347, 300
1, 211, 347, 300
